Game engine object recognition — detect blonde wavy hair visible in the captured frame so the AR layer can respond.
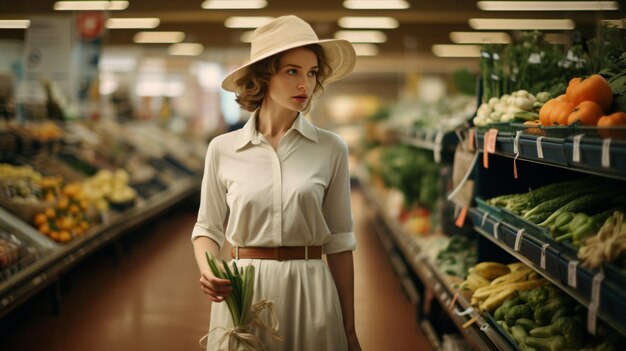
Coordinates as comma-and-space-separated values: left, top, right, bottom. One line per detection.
233, 44, 332, 114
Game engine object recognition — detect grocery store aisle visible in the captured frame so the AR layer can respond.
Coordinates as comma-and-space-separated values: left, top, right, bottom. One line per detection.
1, 189, 431, 351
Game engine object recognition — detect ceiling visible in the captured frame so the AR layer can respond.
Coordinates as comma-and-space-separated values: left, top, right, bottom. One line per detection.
0, 1, 623, 75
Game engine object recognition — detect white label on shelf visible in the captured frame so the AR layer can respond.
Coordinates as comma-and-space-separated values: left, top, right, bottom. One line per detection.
513, 131, 522, 155
572, 134, 584, 163
588, 301, 599, 335
480, 323, 490, 332
540, 243, 550, 270
591, 272, 604, 306
454, 204, 461, 218
434, 130, 444, 164
568, 260, 579, 288
515, 228, 525, 251
601, 138, 611, 168
536, 136, 545, 159
454, 306, 474, 316
493, 221, 501, 240
481, 212, 489, 227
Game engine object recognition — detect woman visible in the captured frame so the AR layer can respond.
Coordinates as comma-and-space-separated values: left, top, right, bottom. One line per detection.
192, 15, 361, 351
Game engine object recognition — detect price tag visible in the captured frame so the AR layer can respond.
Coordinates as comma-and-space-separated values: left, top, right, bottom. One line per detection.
513, 131, 522, 155
468, 128, 476, 151
513, 153, 520, 179
536, 136, 545, 159
434, 130, 444, 164
587, 272, 605, 335
481, 212, 489, 227
454, 306, 474, 317
448, 291, 460, 310
455, 206, 468, 228
486, 128, 498, 154
515, 228, 525, 251
568, 260, 579, 288
540, 243, 550, 270
463, 315, 479, 329
572, 134, 584, 163
480, 323, 491, 332
493, 221, 501, 240
601, 138, 611, 168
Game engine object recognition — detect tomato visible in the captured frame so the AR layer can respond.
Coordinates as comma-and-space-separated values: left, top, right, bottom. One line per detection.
565, 74, 613, 112
550, 100, 575, 126
597, 112, 626, 127
567, 101, 604, 126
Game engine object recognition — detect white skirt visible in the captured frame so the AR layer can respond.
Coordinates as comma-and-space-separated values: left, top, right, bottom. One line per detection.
205, 258, 348, 351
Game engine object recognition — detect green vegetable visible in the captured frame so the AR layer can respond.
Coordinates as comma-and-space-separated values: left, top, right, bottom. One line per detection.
525, 335, 567, 351
529, 317, 585, 349
524, 184, 606, 224
536, 92, 551, 103
505, 303, 532, 327
516, 318, 538, 332
510, 325, 529, 346
539, 191, 616, 228
494, 296, 523, 321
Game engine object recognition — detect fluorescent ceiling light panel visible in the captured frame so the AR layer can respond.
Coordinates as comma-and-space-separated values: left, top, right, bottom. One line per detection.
0, 20, 30, 29
225, 16, 274, 28
134, 31, 185, 44
352, 43, 379, 56
168, 43, 204, 56
202, 0, 267, 9
335, 30, 387, 43
54, 1, 129, 11
338, 17, 399, 29
469, 18, 575, 30
450, 31, 511, 44
107, 18, 160, 29
343, 0, 409, 9
477, 1, 619, 11
432, 44, 481, 58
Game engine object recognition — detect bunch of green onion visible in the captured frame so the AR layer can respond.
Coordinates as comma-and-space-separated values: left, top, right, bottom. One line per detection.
205, 253, 255, 327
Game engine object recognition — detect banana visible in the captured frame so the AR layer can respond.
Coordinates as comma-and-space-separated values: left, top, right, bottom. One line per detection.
475, 262, 511, 280
507, 262, 528, 272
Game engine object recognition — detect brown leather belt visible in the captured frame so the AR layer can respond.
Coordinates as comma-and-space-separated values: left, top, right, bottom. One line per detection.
231, 246, 322, 261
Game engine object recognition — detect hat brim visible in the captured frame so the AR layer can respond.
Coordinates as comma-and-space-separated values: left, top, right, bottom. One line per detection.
221, 39, 356, 92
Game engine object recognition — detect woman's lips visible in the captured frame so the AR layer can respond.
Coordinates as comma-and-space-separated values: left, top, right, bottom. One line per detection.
293, 96, 308, 103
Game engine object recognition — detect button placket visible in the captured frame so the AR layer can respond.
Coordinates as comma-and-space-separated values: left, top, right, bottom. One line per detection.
270, 147, 283, 245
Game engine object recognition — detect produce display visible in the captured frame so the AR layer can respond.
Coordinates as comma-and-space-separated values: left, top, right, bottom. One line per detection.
0, 227, 39, 281
82, 169, 137, 212
578, 211, 626, 270
435, 235, 477, 278
473, 89, 545, 127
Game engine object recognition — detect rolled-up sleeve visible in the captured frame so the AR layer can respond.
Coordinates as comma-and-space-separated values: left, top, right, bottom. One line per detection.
322, 139, 357, 254
191, 140, 228, 248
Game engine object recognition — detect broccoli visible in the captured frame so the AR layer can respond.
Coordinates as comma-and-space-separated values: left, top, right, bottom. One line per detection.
529, 317, 585, 349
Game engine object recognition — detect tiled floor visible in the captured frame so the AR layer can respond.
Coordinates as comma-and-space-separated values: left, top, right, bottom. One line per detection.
1, 189, 432, 351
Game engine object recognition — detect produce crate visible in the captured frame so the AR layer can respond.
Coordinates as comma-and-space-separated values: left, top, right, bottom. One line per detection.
475, 196, 504, 220
517, 135, 569, 166
564, 137, 626, 176
576, 126, 626, 141
542, 126, 579, 139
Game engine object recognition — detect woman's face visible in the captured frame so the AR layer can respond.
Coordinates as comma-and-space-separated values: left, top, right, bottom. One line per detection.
266, 47, 319, 112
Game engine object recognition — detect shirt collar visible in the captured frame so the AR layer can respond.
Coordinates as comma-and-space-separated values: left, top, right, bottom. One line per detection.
234, 111, 318, 151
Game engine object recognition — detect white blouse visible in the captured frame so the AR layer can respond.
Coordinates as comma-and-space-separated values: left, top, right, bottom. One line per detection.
191, 112, 357, 255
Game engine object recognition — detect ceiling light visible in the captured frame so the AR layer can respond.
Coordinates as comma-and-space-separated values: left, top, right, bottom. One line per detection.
107, 18, 160, 29
54, 1, 128, 11
432, 44, 481, 58
338, 17, 399, 29
133, 31, 185, 44
343, 0, 409, 9
168, 43, 204, 56
202, 0, 267, 9
477, 1, 619, 11
335, 30, 387, 43
224, 16, 274, 28
352, 43, 379, 56
450, 31, 511, 44
0, 20, 30, 29
469, 18, 575, 30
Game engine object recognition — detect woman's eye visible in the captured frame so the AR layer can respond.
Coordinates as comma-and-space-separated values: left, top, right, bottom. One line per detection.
308, 71, 318, 77
287, 69, 297, 75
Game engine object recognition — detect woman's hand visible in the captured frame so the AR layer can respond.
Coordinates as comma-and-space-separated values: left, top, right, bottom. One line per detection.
199, 271, 232, 302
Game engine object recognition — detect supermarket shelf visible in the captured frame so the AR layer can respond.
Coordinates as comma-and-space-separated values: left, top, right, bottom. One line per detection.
475, 130, 626, 181
395, 128, 459, 163
358, 178, 511, 351
0, 177, 201, 318
471, 207, 626, 338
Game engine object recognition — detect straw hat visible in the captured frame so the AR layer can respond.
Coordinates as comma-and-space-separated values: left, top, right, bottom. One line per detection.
221, 15, 356, 92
